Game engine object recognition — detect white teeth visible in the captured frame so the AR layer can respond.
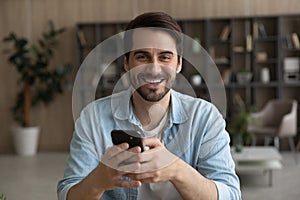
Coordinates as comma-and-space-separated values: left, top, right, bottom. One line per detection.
146, 79, 162, 84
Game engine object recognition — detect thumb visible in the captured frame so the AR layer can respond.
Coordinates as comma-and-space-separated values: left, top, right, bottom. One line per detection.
142, 137, 162, 148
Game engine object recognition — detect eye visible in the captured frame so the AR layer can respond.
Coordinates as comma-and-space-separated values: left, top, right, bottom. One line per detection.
135, 53, 148, 61
159, 54, 173, 62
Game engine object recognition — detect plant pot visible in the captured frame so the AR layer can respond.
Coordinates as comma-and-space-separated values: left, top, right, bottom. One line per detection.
11, 126, 40, 156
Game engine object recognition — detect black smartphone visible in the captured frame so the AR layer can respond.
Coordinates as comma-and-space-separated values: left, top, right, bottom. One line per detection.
111, 130, 144, 152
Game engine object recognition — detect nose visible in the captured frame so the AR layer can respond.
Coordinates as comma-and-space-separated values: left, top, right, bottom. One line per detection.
145, 58, 162, 74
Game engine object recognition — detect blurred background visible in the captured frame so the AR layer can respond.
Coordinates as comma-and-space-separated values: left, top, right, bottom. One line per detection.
0, 0, 299, 199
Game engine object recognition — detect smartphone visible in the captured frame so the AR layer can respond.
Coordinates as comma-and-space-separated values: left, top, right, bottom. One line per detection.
111, 130, 144, 152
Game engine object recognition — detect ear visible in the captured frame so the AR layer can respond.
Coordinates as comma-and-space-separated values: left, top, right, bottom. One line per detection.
176, 57, 182, 73
124, 56, 129, 71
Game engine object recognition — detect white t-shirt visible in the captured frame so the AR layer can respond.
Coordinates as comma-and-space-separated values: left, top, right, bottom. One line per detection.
137, 112, 183, 200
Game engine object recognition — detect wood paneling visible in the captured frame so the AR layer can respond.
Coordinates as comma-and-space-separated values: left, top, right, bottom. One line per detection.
1, 0, 300, 153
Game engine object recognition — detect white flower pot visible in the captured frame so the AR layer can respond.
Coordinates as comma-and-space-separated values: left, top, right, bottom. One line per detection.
12, 126, 40, 156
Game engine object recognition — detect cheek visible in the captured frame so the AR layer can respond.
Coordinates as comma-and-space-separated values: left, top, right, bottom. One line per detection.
163, 66, 177, 77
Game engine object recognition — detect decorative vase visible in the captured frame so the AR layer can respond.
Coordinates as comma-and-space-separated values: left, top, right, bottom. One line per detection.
261, 67, 270, 83
11, 126, 40, 156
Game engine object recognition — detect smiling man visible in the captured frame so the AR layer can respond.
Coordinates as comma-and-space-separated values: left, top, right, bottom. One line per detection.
58, 12, 241, 200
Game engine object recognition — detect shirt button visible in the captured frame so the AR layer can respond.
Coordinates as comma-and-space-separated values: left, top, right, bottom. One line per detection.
168, 135, 173, 140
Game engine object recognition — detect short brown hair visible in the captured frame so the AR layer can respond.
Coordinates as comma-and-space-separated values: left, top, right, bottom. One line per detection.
124, 12, 183, 61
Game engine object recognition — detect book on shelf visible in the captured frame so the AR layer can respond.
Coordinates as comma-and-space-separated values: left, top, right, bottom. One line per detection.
221, 69, 232, 84
285, 34, 293, 49
77, 30, 87, 46
219, 25, 231, 41
214, 56, 229, 64
253, 22, 259, 39
246, 35, 252, 52
291, 32, 300, 49
258, 23, 267, 38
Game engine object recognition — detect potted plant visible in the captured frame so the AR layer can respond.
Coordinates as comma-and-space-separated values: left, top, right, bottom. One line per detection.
2, 21, 71, 156
227, 94, 252, 152
0, 194, 7, 200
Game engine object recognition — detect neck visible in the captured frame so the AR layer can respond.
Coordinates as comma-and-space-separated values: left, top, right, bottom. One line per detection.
132, 91, 170, 130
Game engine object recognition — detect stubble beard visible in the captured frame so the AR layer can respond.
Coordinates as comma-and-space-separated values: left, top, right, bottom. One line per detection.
136, 86, 171, 102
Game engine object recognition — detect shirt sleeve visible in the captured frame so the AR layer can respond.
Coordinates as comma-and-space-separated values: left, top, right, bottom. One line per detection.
57, 106, 100, 200
197, 105, 242, 200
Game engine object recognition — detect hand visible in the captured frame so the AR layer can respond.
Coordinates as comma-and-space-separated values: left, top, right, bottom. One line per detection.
125, 138, 181, 183
67, 143, 143, 199
97, 143, 142, 191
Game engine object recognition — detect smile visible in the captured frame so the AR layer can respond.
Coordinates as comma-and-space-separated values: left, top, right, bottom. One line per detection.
138, 74, 167, 85
143, 79, 164, 84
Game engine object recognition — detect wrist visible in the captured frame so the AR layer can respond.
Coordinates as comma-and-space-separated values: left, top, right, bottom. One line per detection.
94, 163, 108, 191
170, 159, 185, 183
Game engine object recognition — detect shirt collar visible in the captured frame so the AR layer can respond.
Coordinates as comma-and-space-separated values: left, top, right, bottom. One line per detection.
112, 88, 188, 124
169, 90, 189, 124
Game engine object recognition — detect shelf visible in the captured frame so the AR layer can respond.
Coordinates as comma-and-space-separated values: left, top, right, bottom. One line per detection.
251, 82, 279, 87
283, 48, 300, 52
281, 82, 300, 87
210, 40, 231, 44
254, 36, 278, 42
233, 50, 251, 54
255, 58, 278, 64
229, 83, 250, 88
76, 15, 300, 131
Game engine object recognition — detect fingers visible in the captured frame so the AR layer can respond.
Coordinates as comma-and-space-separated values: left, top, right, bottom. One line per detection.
136, 148, 178, 173
142, 138, 162, 148
102, 144, 142, 173
111, 147, 141, 166
117, 161, 141, 173
105, 143, 129, 158
113, 178, 142, 188
126, 172, 155, 181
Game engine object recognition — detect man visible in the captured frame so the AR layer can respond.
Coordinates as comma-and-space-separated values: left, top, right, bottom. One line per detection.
58, 12, 241, 200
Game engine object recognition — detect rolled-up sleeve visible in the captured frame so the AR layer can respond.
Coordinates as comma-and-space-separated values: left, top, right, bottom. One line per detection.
198, 106, 241, 200
57, 107, 100, 200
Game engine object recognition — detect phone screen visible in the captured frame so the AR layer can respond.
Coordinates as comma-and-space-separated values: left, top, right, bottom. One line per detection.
111, 130, 144, 152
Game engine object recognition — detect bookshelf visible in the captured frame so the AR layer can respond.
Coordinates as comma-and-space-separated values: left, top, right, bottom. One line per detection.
76, 15, 300, 139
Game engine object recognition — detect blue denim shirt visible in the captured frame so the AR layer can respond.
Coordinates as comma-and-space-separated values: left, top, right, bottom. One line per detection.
57, 89, 241, 200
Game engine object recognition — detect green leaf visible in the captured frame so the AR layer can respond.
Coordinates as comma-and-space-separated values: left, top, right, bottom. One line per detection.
3, 32, 16, 42
49, 20, 55, 33
38, 39, 45, 48
2, 21, 71, 126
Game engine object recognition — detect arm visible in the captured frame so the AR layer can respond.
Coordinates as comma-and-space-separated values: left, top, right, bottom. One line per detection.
67, 148, 141, 200
126, 138, 218, 200
127, 105, 241, 199
171, 159, 218, 200
57, 106, 142, 200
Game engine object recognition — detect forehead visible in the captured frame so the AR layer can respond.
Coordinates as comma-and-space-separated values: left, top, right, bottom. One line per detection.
131, 28, 177, 53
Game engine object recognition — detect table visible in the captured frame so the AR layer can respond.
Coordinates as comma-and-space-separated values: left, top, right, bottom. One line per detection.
231, 146, 283, 186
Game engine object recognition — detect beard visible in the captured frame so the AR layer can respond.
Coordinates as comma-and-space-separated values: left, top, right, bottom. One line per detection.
130, 72, 174, 102
136, 86, 171, 102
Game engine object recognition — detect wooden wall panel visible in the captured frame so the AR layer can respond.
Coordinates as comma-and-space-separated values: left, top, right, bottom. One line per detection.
0, 0, 34, 153
0, 0, 300, 153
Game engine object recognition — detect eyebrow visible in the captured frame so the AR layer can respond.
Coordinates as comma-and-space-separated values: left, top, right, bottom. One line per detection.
133, 50, 174, 56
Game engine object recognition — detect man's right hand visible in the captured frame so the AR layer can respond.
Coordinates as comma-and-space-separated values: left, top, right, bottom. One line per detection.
67, 143, 142, 200
97, 142, 143, 190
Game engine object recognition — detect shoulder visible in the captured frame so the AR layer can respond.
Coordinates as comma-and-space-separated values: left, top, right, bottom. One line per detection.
83, 90, 128, 113
171, 90, 216, 114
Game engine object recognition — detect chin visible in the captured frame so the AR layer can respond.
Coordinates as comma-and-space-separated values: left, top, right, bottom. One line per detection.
137, 87, 170, 102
